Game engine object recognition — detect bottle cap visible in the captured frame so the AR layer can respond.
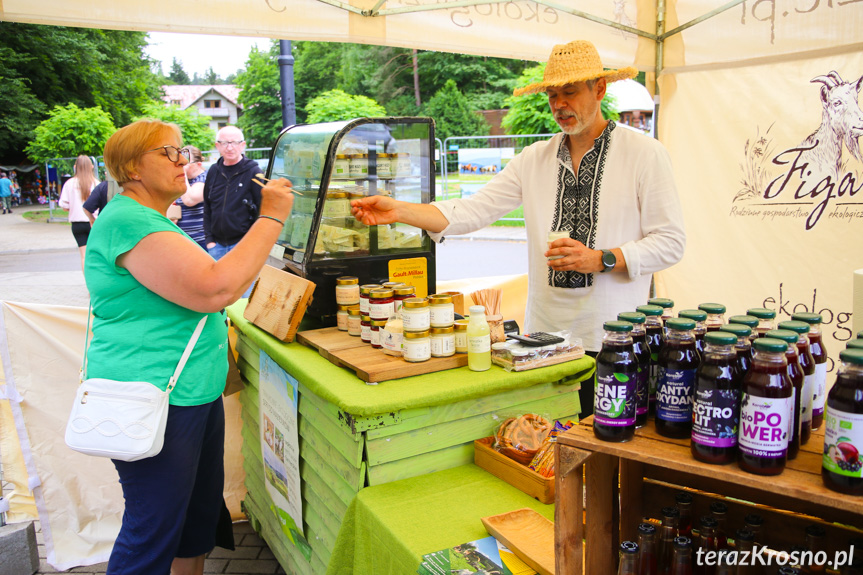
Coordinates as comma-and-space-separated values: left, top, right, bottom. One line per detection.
603, 320, 633, 332
618, 312, 646, 324
661, 506, 680, 518
805, 525, 826, 538
735, 528, 754, 542
648, 297, 674, 309
718, 323, 751, 338
678, 309, 707, 322
777, 320, 810, 335
469, 304, 486, 314
704, 332, 737, 346
635, 304, 663, 317
747, 307, 777, 319
673, 536, 692, 549
791, 312, 823, 324
675, 492, 693, 505
698, 303, 726, 314
752, 338, 788, 353
637, 523, 657, 535
709, 501, 728, 514
699, 515, 718, 529
839, 349, 863, 366
744, 513, 764, 526
728, 315, 759, 328
846, 340, 863, 350
619, 541, 639, 554
666, 318, 696, 331
765, 329, 799, 345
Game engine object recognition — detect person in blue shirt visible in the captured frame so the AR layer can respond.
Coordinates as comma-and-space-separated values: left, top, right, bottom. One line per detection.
0, 172, 13, 214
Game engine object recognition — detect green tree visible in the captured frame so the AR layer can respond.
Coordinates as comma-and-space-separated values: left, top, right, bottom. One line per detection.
203, 67, 220, 85
135, 103, 214, 151
24, 104, 116, 163
235, 42, 284, 147
304, 90, 386, 124
423, 80, 489, 144
168, 58, 191, 85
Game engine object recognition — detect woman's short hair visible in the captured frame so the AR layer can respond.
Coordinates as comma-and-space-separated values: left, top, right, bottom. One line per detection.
103, 120, 182, 185
183, 145, 204, 164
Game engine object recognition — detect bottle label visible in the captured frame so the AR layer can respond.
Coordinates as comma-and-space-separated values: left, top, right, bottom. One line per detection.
635, 366, 649, 416
594, 367, 636, 427
656, 368, 696, 422
813, 363, 828, 417
692, 388, 740, 448
468, 334, 490, 354
738, 393, 793, 459
822, 407, 863, 477
801, 374, 814, 424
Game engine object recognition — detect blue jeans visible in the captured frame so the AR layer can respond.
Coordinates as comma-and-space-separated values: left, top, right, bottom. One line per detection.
208, 242, 254, 298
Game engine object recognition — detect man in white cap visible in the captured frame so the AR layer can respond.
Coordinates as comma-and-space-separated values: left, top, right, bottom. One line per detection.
351, 41, 685, 411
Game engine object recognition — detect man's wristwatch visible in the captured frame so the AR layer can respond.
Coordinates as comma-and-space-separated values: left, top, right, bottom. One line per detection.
600, 249, 616, 273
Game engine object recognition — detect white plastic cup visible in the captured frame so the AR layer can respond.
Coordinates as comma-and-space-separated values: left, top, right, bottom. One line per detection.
547, 231, 569, 260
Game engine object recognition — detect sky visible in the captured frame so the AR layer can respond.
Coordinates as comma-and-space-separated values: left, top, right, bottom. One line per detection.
145, 32, 271, 80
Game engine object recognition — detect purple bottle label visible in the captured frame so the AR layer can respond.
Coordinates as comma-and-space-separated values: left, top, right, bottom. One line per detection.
636, 366, 649, 416
692, 388, 740, 448
656, 368, 696, 422
738, 393, 793, 459
594, 367, 636, 427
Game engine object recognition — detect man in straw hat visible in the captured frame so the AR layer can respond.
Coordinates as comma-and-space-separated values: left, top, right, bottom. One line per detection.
351, 40, 685, 411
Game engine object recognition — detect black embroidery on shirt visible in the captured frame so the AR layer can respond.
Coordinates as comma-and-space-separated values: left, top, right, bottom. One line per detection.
548, 122, 616, 289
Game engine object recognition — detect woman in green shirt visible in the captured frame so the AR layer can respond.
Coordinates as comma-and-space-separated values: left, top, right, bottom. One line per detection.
86, 119, 294, 575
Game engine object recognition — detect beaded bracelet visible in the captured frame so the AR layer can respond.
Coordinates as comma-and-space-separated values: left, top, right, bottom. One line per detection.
258, 215, 284, 226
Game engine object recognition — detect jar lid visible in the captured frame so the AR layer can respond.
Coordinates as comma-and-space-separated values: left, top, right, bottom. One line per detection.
360, 284, 382, 295
728, 315, 759, 328
603, 320, 633, 332
635, 304, 663, 316
777, 320, 810, 335
698, 302, 726, 314
335, 154, 349, 159
328, 192, 348, 199
337, 304, 353, 311
370, 288, 394, 299
678, 309, 707, 322
348, 192, 365, 199
394, 286, 416, 296
361, 314, 371, 322
358, 153, 368, 158
382, 282, 404, 288
666, 318, 696, 331
752, 337, 788, 353
403, 297, 429, 309
747, 307, 777, 319
431, 326, 454, 334
846, 339, 863, 350
347, 306, 361, 316
491, 342, 511, 350
718, 323, 751, 338
429, 294, 453, 304
371, 319, 388, 327
765, 329, 798, 345
839, 348, 863, 365
704, 332, 737, 346
336, 276, 359, 285
617, 311, 646, 324
404, 330, 429, 339
454, 320, 468, 331
511, 349, 531, 358
378, 153, 389, 159
791, 312, 823, 325
648, 297, 674, 309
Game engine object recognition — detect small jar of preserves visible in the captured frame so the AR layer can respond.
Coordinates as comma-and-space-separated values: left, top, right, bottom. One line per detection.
369, 288, 395, 320
333, 154, 350, 179
393, 153, 411, 177
359, 284, 382, 315
491, 342, 512, 362
403, 330, 431, 363
360, 314, 372, 344
401, 297, 430, 331
454, 320, 469, 353
370, 319, 387, 349
347, 306, 362, 336
376, 153, 392, 178
335, 276, 360, 306
430, 326, 456, 358
429, 294, 454, 328
336, 304, 351, 331
349, 153, 368, 178
511, 348, 532, 366
393, 285, 416, 313
323, 192, 350, 218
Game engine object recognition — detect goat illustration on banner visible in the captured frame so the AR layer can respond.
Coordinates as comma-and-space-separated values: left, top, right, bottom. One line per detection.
734, 71, 863, 230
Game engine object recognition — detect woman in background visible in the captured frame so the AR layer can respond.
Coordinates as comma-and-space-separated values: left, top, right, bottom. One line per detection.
59, 155, 99, 269
175, 145, 208, 250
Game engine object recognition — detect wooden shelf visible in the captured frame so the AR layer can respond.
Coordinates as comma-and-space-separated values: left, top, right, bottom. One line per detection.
554, 417, 863, 574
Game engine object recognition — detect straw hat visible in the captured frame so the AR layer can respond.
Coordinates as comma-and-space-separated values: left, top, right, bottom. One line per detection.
513, 40, 637, 97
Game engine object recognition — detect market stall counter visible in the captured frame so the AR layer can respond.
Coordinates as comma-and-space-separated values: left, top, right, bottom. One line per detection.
226, 300, 595, 575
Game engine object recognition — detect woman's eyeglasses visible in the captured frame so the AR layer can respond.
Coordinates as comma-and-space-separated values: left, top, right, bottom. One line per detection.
143, 145, 191, 163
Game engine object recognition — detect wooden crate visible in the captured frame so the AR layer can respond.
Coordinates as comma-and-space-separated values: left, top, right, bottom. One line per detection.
474, 436, 555, 504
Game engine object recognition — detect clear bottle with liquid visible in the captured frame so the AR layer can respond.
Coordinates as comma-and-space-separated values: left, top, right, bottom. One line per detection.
466, 305, 491, 371
657, 506, 680, 575
619, 541, 640, 575
670, 537, 693, 575
637, 523, 658, 575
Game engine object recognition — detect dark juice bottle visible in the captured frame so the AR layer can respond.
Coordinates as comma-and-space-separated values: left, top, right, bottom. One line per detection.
738, 338, 793, 476
675, 492, 693, 538
698, 303, 726, 332
804, 525, 827, 575
621, 311, 651, 428
780, 320, 816, 445
766, 329, 805, 460
792, 312, 827, 430
638, 523, 658, 575
679, 310, 708, 356
718, 323, 752, 378
821, 349, 863, 495
709, 501, 729, 550
735, 529, 756, 575
670, 537, 692, 575
619, 541, 639, 575
657, 506, 680, 575
639, 305, 665, 417
747, 307, 777, 338
729, 315, 760, 346
693, 516, 719, 575
692, 331, 742, 465
649, 297, 675, 326
594, 321, 638, 442
656, 318, 700, 439
743, 514, 764, 547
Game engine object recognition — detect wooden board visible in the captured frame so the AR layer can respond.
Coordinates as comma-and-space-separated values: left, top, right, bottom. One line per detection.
244, 265, 315, 342
297, 326, 468, 382
482, 508, 555, 575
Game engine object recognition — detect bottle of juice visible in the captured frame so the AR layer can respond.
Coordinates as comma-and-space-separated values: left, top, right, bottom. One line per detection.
619, 541, 639, 575
620, 311, 651, 428
691, 331, 743, 465
466, 305, 491, 371
735, 529, 756, 575
791, 312, 827, 430
718, 323, 752, 377
729, 315, 760, 345
637, 304, 665, 416
693, 516, 719, 575
670, 537, 692, 575
766, 329, 805, 460
743, 514, 764, 547
657, 506, 680, 575
594, 321, 638, 442
738, 338, 793, 476
675, 492, 693, 538
779, 320, 815, 445
656, 318, 699, 439
709, 501, 729, 550
804, 525, 827, 575
698, 303, 726, 331
637, 523, 658, 575
679, 309, 708, 356
747, 307, 777, 337
649, 297, 675, 325
822, 349, 863, 495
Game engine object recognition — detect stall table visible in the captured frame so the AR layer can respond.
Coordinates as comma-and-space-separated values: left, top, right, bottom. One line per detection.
227, 301, 595, 574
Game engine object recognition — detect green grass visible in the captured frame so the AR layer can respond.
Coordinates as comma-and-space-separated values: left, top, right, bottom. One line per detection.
22, 208, 70, 224
439, 173, 526, 227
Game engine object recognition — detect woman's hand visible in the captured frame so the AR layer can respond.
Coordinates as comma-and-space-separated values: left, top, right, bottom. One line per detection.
350, 195, 400, 226
259, 177, 294, 222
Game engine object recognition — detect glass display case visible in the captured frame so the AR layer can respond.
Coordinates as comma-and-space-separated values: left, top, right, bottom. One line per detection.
265, 117, 436, 323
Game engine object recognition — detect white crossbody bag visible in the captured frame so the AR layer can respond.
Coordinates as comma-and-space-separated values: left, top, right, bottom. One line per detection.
65, 313, 208, 462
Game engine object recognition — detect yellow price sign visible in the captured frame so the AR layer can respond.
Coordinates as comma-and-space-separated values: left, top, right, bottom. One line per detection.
388, 257, 428, 298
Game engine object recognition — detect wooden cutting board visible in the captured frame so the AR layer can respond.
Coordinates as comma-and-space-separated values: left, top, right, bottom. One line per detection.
296, 327, 468, 382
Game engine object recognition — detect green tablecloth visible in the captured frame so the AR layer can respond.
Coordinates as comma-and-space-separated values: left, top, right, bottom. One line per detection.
325, 464, 555, 575
228, 301, 595, 417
